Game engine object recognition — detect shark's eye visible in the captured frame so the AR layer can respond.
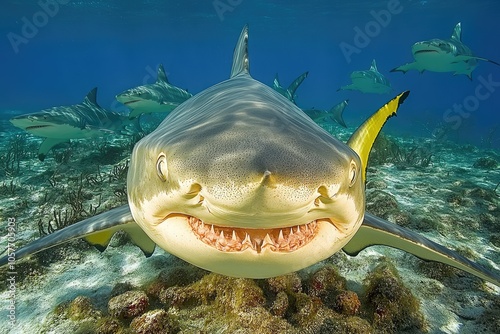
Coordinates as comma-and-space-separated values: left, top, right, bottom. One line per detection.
348, 160, 357, 187
156, 153, 168, 182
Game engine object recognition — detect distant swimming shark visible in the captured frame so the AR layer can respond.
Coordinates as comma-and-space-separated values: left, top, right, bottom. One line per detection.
2, 26, 499, 288
338, 59, 391, 94
116, 64, 192, 118
10, 88, 140, 161
302, 100, 349, 128
391, 22, 500, 79
273, 71, 308, 104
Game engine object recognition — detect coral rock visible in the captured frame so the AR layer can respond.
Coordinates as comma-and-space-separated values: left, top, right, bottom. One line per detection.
130, 309, 176, 334
108, 290, 149, 319
364, 262, 425, 333
269, 291, 289, 317
266, 272, 302, 294
334, 291, 361, 316
307, 265, 346, 308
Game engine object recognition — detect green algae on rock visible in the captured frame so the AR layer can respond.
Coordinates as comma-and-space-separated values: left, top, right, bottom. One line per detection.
130, 309, 177, 334
364, 262, 425, 333
108, 290, 149, 319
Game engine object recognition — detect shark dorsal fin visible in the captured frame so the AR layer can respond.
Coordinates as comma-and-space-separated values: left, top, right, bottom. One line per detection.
451, 22, 462, 41
370, 59, 378, 72
287, 71, 309, 97
84, 87, 99, 106
273, 73, 281, 89
230, 25, 250, 78
347, 91, 409, 182
330, 99, 349, 128
157, 64, 169, 83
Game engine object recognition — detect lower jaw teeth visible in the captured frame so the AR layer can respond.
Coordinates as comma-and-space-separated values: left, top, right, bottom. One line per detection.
188, 217, 318, 253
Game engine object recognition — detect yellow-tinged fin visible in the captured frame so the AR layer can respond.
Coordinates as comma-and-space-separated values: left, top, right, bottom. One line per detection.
344, 213, 500, 287
0, 205, 155, 267
85, 222, 156, 257
347, 91, 410, 182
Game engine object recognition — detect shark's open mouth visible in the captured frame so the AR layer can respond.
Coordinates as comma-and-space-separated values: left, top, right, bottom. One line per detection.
124, 100, 141, 105
26, 125, 51, 130
188, 216, 320, 253
414, 50, 438, 55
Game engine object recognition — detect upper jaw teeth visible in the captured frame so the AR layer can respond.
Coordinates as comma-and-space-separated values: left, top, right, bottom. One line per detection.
188, 216, 319, 253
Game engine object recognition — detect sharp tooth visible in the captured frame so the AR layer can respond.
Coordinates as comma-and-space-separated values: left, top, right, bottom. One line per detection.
278, 230, 284, 243
232, 230, 238, 241
210, 225, 215, 235
262, 234, 275, 249
305, 224, 309, 232
296, 226, 300, 234
217, 231, 227, 247
290, 228, 294, 236
242, 233, 252, 245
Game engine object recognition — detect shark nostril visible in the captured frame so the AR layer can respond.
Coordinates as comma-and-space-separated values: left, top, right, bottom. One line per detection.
316, 185, 333, 205
186, 183, 202, 196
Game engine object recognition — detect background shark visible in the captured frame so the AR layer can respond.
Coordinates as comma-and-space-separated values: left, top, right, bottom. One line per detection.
272, 71, 308, 104
302, 99, 349, 128
338, 59, 391, 94
10, 87, 140, 161
116, 64, 193, 119
391, 22, 500, 79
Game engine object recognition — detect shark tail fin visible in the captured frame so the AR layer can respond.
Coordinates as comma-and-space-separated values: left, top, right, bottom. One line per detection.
347, 91, 410, 182
84, 87, 99, 106
230, 25, 250, 78
287, 71, 309, 99
329, 99, 349, 128
157, 64, 169, 83
451, 22, 462, 41
344, 213, 500, 287
370, 59, 378, 71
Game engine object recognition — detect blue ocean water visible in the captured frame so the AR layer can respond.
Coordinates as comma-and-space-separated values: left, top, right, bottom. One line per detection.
1, 0, 500, 148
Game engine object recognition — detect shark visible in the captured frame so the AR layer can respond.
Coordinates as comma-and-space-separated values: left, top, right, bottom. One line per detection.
10, 88, 140, 161
302, 99, 349, 128
391, 22, 500, 79
1, 26, 499, 287
338, 59, 391, 94
116, 64, 193, 119
272, 71, 308, 104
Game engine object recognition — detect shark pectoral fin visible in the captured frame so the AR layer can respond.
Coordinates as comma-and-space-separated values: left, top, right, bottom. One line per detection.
344, 213, 500, 287
347, 91, 410, 182
38, 138, 70, 161
0, 205, 143, 267
455, 55, 500, 67
128, 109, 142, 119
84, 221, 155, 256
390, 62, 418, 74
123, 223, 156, 256
84, 231, 116, 252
